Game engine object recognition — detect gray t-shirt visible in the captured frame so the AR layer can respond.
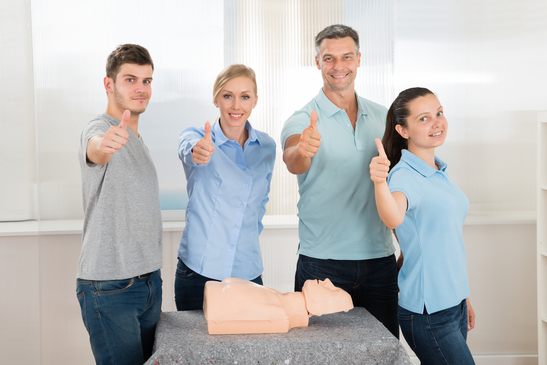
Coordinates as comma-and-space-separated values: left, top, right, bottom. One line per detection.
77, 113, 163, 280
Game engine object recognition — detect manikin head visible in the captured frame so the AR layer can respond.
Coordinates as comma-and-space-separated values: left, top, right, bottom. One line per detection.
302, 278, 353, 316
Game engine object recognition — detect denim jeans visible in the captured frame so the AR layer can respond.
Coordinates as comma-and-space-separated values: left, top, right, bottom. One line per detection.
76, 270, 162, 365
398, 300, 475, 365
174, 258, 263, 311
294, 254, 399, 338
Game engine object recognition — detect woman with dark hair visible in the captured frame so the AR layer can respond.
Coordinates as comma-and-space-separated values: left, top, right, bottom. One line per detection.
369, 87, 475, 364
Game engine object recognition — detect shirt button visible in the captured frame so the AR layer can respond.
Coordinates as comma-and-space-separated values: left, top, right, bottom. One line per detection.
246, 183, 251, 188
230, 245, 234, 249
240, 203, 245, 208
347, 124, 351, 127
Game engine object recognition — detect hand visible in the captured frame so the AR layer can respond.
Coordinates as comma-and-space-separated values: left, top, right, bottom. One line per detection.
297, 110, 321, 158
192, 121, 215, 164
97, 109, 130, 155
369, 138, 391, 183
467, 298, 475, 331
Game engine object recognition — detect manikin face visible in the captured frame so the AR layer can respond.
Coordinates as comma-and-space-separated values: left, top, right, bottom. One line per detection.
396, 93, 448, 152
106, 63, 153, 116
315, 36, 361, 92
214, 76, 258, 134
302, 278, 353, 315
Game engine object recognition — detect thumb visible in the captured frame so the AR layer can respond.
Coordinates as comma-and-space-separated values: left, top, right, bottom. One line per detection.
119, 110, 130, 130
204, 121, 212, 141
309, 110, 318, 130
375, 138, 387, 159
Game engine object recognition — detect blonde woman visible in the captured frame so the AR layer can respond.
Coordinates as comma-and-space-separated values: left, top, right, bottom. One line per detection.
175, 64, 276, 310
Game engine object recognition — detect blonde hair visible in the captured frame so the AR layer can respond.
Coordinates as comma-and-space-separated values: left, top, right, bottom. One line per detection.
212, 64, 257, 101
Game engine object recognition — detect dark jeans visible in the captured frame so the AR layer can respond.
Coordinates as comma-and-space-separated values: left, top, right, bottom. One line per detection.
398, 300, 475, 365
76, 270, 162, 365
294, 254, 399, 338
174, 258, 263, 311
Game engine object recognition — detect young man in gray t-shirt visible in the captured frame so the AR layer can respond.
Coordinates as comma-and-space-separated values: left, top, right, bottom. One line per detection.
76, 44, 162, 365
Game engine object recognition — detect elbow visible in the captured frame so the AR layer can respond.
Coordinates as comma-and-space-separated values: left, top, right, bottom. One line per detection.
383, 216, 404, 230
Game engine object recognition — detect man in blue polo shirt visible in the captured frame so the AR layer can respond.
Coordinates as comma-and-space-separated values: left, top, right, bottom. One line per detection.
281, 24, 398, 338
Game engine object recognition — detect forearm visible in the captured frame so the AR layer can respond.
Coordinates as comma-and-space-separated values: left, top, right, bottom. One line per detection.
374, 182, 405, 229
86, 135, 112, 165
283, 144, 311, 175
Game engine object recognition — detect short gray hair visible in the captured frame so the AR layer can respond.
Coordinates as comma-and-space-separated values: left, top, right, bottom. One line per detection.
315, 24, 360, 56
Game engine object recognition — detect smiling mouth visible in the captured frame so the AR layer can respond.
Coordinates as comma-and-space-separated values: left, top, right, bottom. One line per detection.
229, 113, 243, 118
331, 74, 348, 79
430, 131, 442, 137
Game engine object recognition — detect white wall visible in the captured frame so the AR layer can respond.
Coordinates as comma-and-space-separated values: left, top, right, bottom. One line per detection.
0, 221, 537, 364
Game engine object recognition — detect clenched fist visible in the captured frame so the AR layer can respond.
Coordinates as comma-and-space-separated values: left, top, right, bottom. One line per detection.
369, 138, 391, 183
192, 121, 215, 164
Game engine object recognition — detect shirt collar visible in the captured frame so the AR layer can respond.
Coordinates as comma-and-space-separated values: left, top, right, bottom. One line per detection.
400, 149, 447, 177
313, 88, 369, 118
211, 119, 260, 146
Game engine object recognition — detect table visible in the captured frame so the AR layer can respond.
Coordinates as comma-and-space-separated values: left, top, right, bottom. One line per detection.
145, 307, 412, 364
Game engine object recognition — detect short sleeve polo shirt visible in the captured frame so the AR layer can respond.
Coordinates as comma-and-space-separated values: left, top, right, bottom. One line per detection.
280, 88, 394, 260
388, 149, 470, 314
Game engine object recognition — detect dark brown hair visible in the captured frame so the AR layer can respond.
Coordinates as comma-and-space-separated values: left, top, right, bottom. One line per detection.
106, 44, 154, 81
382, 87, 435, 169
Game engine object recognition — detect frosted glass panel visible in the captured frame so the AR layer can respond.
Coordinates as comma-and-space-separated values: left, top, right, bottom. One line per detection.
2, 0, 547, 222
394, 0, 547, 213
0, 0, 36, 222
30, 0, 223, 220
228, 0, 394, 215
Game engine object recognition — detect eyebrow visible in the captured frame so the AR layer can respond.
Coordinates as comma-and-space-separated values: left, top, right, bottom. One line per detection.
416, 105, 443, 118
323, 51, 355, 58
121, 74, 153, 80
222, 89, 251, 94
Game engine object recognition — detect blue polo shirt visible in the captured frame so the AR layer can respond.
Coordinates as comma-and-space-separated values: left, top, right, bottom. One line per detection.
281, 88, 394, 260
388, 150, 470, 314
178, 120, 276, 281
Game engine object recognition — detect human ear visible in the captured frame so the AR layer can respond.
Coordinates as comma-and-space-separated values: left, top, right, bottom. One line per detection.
395, 124, 408, 139
103, 77, 114, 93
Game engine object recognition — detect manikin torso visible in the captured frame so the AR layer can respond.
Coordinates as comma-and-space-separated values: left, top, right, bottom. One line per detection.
203, 277, 353, 334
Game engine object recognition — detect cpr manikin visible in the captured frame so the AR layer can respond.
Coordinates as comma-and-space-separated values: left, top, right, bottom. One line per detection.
203, 278, 353, 334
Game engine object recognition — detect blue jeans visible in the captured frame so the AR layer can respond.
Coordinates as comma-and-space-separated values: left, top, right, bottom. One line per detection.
398, 300, 475, 365
174, 258, 263, 311
294, 254, 399, 338
76, 270, 162, 365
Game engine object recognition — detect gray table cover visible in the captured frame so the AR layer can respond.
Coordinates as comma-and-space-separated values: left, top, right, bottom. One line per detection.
145, 307, 412, 364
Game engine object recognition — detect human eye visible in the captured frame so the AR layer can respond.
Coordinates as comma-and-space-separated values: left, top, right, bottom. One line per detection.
242, 95, 249, 100
144, 79, 151, 84
437, 111, 443, 117
419, 116, 428, 122
223, 94, 232, 99
126, 78, 134, 82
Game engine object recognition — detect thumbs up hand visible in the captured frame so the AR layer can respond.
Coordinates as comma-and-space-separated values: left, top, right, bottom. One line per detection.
192, 121, 215, 164
369, 138, 391, 183
98, 109, 130, 155
297, 110, 321, 158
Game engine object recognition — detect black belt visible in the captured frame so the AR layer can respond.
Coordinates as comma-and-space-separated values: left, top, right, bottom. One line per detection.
137, 272, 153, 279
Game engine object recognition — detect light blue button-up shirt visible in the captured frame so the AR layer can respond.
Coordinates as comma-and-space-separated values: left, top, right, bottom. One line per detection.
178, 120, 276, 280
280, 88, 394, 260
388, 150, 470, 314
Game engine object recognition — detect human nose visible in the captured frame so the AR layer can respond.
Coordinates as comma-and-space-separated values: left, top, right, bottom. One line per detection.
232, 97, 241, 110
135, 81, 147, 93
